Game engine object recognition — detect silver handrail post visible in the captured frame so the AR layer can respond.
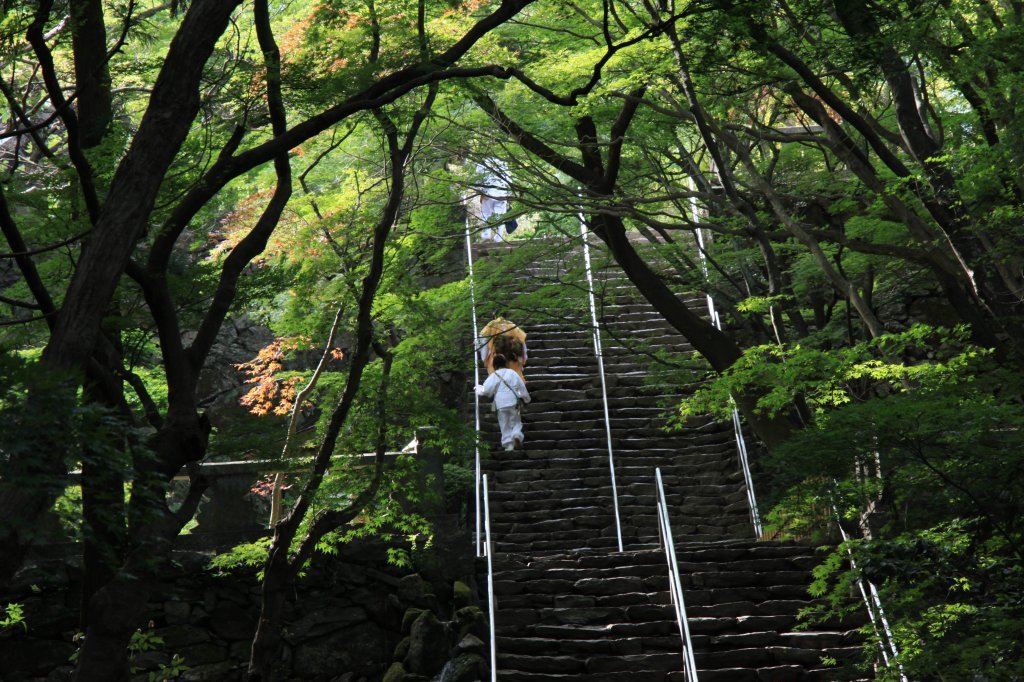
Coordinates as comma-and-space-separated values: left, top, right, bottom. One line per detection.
688, 184, 762, 538
578, 210, 624, 553
730, 407, 762, 536
465, 212, 483, 557
656, 468, 699, 680
834, 505, 908, 681
483, 474, 498, 682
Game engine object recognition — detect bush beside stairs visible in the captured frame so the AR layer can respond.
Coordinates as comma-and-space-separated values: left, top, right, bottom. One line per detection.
470, 240, 869, 681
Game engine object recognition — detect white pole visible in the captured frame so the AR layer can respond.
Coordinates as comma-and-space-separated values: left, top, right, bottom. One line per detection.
578, 210, 624, 552
835, 514, 907, 680
656, 468, 699, 680
465, 212, 483, 557
688, 181, 762, 537
483, 474, 498, 682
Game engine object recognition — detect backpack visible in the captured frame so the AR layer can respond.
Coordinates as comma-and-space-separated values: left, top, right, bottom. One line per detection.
492, 332, 523, 361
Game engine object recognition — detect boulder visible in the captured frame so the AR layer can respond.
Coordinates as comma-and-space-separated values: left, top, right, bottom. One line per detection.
383, 662, 408, 682
432, 653, 486, 682
394, 636, 411, 661
454, 634, 485, 656
451, 581, 472, 610
397, 574, 437, 611
403, 610, 447, 676
453, 606, 485, 640
164, 600, 191, 625
292, 623, 387, 679
401, 607, 426, 634
282, 605, 367, 644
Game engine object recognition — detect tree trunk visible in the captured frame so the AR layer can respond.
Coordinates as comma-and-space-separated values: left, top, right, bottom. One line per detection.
79, 430, 127, 628
590, 212, 799, 449
44, 0, 243, 373
247, 543, 294, 681
72, 575, 152, 682
70, 0, 113, 149
0, 0, 244, 586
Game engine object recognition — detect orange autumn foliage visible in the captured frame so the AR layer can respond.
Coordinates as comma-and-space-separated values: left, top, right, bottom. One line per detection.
236, 338, 306, 416
236, 338, 345, 417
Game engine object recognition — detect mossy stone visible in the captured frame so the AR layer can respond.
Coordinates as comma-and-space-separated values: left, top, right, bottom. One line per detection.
401, 607, 425, 634
382, 662, 407, 682
452, 581, 473, 610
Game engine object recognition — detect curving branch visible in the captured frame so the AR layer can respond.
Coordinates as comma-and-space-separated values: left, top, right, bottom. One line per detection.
0, 184, 57, 326
186, 0, 292, 373
26, 0, 101, 222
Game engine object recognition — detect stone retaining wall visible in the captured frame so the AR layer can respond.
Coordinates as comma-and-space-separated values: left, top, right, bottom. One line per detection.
0, 537, 471, 682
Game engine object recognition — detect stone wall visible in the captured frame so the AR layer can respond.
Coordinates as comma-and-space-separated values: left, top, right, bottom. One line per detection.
0, 536, 477, 682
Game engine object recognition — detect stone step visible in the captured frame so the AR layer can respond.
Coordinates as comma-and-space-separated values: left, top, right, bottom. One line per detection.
495, 651, 683, 675
482, 461, 742, 477
478, 450, 738, 470
490, 554, 820, 580
469, 395, 706, 412
495, 669, 684, 681
496, 635, 681, 655
486, 479, 749, 499
488, 505, 750, 531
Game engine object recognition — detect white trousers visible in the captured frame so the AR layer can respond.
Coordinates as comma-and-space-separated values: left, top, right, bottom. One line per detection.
496, 407, 524, 448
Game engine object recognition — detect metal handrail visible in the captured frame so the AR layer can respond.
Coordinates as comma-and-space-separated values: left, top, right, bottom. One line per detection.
655, 468, 700, 681
578, 211, 624, 552
834, 507, 908, 681
483, 474, 498, 682
730, 404, 762, 537
465, 214, 484, 557
689, 189, 763, 537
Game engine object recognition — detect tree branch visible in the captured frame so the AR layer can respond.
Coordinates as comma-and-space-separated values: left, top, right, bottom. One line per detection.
26, 0, 101, 221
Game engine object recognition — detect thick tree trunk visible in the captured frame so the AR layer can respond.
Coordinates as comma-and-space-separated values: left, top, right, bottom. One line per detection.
70, 0, 113, 149
590, 213, 799, 449
0, 0, 243, 586
72, 574, 152, 682
79, 453, 126, 628
73, 462, 207, 681
44, 0, 243, 373
247, 544, 294, 681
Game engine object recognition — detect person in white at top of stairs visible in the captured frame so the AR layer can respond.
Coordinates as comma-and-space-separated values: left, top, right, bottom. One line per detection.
474, 353, 531, 451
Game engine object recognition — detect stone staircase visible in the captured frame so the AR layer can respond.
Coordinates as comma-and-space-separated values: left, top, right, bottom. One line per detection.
471, 240, 868, 681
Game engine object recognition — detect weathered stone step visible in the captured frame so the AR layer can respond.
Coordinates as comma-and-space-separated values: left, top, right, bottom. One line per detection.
507, 436, 732, 451
488, 507, 746, 527
488, 503, 750, 531
495, 651, 684, 675
521, 338, 694, 356
479, 413, 704, 430
487, 511, 750, 533
480, 446, 736, 466
487, 466, 741, 488
495, 670, 684, 681
695, 644, 863, 669
494, 542, 823, 567
491, 554, 819, 581
525, 386, 700, 402
472, 395, 704, 412
496, 634, 682, 655
477, 419, 721, 437
486, 478, 749, 499
477, 446, 734, 467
